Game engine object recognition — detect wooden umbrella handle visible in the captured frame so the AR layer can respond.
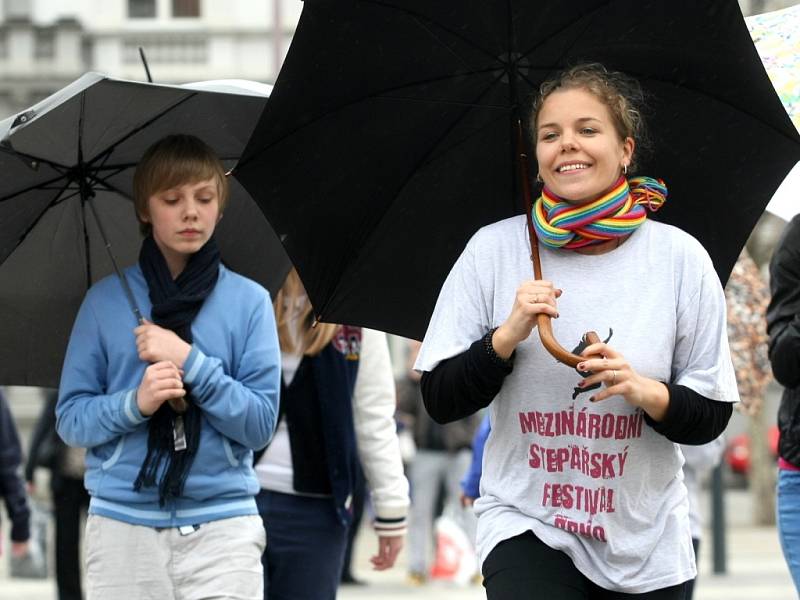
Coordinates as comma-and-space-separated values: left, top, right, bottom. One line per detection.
537, 316, 601, 367
516, 120, 601, 367
168, 397, 188, 413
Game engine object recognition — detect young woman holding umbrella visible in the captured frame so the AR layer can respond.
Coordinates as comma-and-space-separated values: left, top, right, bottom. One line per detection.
56, 134, 281, 598
416, 64, 738, 599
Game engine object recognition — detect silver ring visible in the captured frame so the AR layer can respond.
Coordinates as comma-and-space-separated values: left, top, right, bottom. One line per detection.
611, 370, 617, 385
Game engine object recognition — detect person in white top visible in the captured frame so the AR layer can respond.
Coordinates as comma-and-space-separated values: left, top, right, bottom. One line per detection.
254, 268, 409, 600
415, 63, 738, 599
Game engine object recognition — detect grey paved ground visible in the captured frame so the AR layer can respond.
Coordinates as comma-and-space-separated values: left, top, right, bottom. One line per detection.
1, 489, 795, 600
2, 389, 794, 599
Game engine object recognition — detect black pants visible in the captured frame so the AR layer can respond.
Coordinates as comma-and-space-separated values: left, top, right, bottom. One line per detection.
483, 532, 688, 600
684, 538, 700, 600
51, 475, 90, 600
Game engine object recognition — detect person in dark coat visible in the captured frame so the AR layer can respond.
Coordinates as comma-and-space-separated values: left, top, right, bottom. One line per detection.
0, 388, 30, 560
26, 389, 89, 600
767, 214, 800, 594
396, 339, 481, 584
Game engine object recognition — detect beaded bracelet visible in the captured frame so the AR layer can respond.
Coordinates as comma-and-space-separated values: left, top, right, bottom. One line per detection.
483, 327, 514, 367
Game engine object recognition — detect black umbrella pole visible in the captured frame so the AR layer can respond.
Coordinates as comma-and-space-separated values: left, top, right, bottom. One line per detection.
85, 196, 144, 325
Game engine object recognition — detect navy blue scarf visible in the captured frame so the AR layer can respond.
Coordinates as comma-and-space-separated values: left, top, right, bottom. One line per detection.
133, 235, 220, 506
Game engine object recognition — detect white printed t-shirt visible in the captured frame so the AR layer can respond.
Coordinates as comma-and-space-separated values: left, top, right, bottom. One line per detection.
415, 215, 739, 593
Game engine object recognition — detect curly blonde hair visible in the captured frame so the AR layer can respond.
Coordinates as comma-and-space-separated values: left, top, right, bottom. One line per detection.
529, 63, 651, 172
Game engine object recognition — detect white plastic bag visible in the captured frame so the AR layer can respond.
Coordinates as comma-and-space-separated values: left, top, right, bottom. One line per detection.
430, 513, 478, 586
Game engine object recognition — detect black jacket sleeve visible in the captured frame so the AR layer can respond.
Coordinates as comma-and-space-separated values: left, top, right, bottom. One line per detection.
421, 337, 512, 424
767, 215, 800, 389
24, 391, 59, 483
421, 338, 731, 443
644, 384, 732, 445
0, 392, 31, 542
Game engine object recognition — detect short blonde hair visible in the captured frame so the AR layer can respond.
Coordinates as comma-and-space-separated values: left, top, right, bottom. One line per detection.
133, 134, 229, 235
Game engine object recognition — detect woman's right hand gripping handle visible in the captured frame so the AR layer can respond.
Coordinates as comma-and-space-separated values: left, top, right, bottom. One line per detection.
491, 280, 561, 360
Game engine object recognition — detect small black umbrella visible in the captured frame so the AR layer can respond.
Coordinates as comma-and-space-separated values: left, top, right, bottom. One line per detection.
236, 0, 800, 342
0, 73, 290, 387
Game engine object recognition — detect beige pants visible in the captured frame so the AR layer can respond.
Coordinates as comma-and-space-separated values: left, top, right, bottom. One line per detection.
85, 514, 265, 600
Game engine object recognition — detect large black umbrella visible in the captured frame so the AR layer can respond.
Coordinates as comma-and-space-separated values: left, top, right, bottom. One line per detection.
0, 73, 290, 387
236, 0, 800, 342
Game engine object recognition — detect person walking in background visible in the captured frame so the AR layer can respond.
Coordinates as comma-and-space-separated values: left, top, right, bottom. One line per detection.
339, 462, 367, 586
767, 214, 800, 594
56, 134, 281, 599
0, 388, 30, 563
396, 339, 481, 585
255, 268, 408, 600
416, 63, 737, 599
680, 440, 725, 600
460, 413, 491, 508
26, 389, 89, 600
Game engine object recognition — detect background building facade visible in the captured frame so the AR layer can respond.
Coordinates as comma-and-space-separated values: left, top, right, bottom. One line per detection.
0, 0, 301, 116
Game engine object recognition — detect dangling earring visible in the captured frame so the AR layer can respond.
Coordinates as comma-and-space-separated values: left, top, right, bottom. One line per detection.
622, 164, 628, 176
535, 172, 543, 183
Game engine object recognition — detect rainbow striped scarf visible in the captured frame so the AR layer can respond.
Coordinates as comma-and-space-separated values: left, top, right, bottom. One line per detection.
532, 176, 667, 249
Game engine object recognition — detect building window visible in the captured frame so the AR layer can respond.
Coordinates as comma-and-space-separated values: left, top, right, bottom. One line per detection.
129, 0, 156, 18
173, 0, 200, 18
0, 32, 7, 59
34, 30, 55, 60
124, 37, 207, 64
4, 0, 30, 20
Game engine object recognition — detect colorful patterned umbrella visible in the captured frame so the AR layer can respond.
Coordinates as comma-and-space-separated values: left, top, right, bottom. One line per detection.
747, 3, 800, 221
746, 3, 800, 130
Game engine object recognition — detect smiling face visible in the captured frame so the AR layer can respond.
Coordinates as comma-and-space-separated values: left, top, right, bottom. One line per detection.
535, 87, 634, 205
140, 177, 221, 277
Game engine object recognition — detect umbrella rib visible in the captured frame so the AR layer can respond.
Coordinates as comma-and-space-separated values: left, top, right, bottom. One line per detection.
0, 171, 74, 204
517, 4, 606, 68
84, 94, 198, 168
316, 81, 513, 317
363, 0, 501, 64
88, 172, 134, 201
0, 145, 72, 172
239, 68, 511, 168
2, 176, 75, 259
93, 156, 245, 172
510, 6, 800, 147
627, 70, 800, 147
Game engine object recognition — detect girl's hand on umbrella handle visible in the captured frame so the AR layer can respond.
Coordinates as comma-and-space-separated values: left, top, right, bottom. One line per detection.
137, 361, 185, 417
135, 320, 192, 368
576, 342, 669, 421
494, 281, 561, 358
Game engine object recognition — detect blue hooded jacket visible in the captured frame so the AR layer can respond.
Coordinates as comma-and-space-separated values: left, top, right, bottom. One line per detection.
56, 264, 280, 527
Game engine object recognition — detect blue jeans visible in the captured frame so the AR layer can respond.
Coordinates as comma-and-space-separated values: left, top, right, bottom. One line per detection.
777, 469, 800, 593
256, 489, 348, 600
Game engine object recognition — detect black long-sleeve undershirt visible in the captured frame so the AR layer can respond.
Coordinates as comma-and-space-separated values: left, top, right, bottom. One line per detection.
420, 338, 731, 445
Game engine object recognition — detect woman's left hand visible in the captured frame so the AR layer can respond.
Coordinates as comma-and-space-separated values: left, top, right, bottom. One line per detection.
135, 320, 192, 368
371, 535, 404, 570
576, 342, 669, 422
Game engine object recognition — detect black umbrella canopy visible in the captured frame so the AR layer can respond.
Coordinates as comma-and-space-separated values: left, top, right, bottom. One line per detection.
0, 73, 290, 387
237, 0, 800, 340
